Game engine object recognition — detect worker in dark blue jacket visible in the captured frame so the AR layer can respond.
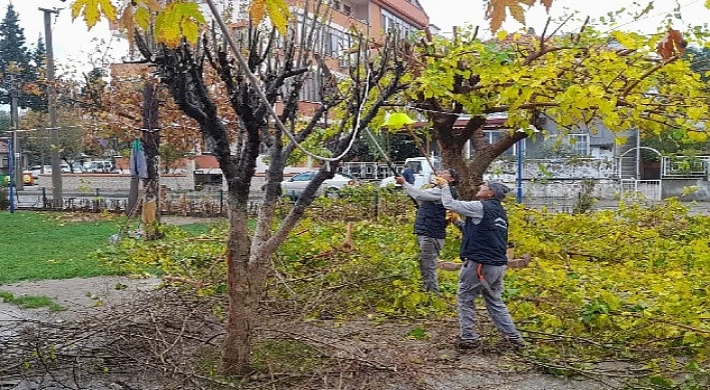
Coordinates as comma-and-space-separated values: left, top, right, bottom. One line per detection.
435, 180, 525, 350
396, 169, 458, 293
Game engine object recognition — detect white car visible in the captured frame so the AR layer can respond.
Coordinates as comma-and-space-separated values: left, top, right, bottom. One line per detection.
281, 172, 357, 200
379, 157, 441, 189
29, 164, 74, 179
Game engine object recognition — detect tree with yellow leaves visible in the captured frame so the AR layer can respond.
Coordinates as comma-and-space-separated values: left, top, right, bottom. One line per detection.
403, 23, 710, 196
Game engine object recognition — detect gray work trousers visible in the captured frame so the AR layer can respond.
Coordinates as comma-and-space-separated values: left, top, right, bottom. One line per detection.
416, 235, 444, 292
457, 260, 522, 341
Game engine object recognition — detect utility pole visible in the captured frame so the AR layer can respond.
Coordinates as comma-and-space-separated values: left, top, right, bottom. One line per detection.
10, 86, 22, 191
40, 7, 62, 208
8, 134, 14, 213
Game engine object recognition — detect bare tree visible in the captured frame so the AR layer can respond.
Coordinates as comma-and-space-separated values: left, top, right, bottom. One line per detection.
134, 7, 409, 374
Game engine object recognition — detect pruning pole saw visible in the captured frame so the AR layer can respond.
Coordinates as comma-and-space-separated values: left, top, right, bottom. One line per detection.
363, 128, 419, 208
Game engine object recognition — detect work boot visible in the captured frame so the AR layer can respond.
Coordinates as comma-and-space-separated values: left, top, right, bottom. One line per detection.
500, 337, 527, 351
455, 338, 481, 350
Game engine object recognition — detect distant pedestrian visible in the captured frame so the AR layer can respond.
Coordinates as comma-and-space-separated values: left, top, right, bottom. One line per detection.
396, 168, 459, 293
435, 180, 525, 350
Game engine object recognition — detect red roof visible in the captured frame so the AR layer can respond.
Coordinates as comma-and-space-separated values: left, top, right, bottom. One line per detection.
193, 155, 219, 169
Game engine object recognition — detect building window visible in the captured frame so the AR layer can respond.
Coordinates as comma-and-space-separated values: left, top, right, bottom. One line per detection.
298, 71, 322, 102
380, 9, 417, 38
566, 134, 590, 156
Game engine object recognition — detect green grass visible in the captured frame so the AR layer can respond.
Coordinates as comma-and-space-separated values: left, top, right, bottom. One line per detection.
0, 291, 65, 311
0, 212, 217, 284
0, 212, 124, 284
180, 222, 219, 236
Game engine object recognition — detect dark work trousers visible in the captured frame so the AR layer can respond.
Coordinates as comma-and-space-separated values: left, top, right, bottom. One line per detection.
457, 260, 522, 341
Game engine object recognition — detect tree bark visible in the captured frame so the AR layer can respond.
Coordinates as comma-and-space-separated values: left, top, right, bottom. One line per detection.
141, 81, 161, 239
433, 114, 527, 199
220, 191, 270, 375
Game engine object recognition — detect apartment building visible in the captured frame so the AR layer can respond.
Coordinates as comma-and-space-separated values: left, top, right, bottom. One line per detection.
107, 1, 429, 171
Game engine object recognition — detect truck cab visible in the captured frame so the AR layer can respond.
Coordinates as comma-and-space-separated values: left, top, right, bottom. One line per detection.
379, 157, 441, 189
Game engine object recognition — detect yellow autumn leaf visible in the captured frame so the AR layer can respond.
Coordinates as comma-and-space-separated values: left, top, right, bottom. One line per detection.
154, 1, 206, 48
687, 131, 708, 142
687, 106, 704, 121
138, 0, 163, 12
98, 0, 117, 21
250, 0, 267, 25
135, 7, 151, 30
265, 0, 292, 36
71, 0, 101, 29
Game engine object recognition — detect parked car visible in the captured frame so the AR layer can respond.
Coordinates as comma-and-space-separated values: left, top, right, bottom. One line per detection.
281, 172, 357, 200
83, 160, 114, 173
29, 163, 74, 179
29, 165, 51, 180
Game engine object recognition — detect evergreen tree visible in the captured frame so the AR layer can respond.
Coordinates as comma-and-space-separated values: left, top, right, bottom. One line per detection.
0, 4, 44, 110
26, 36, 47, 110
33, 36, 45, 68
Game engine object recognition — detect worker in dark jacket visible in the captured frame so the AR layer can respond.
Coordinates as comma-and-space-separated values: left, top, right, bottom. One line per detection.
396, 169, 458, 293
435, 180, 525, 350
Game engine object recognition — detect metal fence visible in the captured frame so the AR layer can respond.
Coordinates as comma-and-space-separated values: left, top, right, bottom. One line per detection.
10, 188, 256, 218
661, 156, 709, 177
620, 179, 662, 201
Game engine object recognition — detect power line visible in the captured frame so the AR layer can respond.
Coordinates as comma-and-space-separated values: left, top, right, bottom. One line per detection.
0, 126, 82, 133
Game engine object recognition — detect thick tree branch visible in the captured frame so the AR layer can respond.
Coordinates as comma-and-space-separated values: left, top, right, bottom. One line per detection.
623, 55, 681, 96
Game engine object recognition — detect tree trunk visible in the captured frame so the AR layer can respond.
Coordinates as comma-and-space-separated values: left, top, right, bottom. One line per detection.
435, 115, 485, 199
220, 189, 270, 375
434, 114, 526, 199
141, 82, 161, 239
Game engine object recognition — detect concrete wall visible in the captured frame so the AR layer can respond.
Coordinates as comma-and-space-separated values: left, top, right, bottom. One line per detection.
661, 178, 710, 200
498, 179, 621, 201
37, 174, 194, 193
485, 158, 616, 182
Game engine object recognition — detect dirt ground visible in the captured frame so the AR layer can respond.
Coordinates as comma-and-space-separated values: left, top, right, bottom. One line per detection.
0, 275, 612, 390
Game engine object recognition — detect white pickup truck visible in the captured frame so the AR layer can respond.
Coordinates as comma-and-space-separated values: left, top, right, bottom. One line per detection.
379, 156, 441, 189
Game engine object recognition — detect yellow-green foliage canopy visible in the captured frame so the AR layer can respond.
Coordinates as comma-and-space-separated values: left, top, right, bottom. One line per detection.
409, 26, 710, 142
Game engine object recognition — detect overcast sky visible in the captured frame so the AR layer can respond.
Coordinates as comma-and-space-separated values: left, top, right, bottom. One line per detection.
1, 0, 708, 76
420, 0, 709, 38
0, 0, 118, 76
